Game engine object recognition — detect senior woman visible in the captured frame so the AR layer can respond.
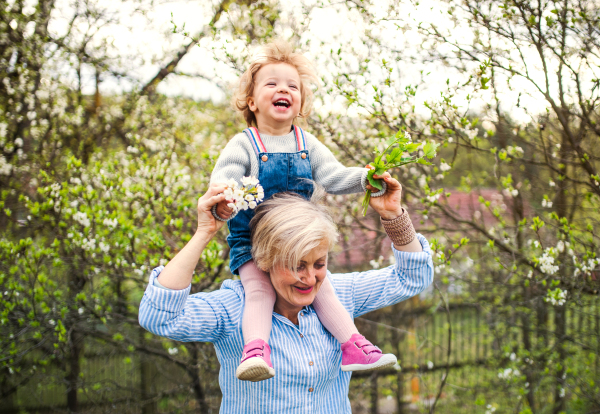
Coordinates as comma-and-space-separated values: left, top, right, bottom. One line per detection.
139, 174, 433, 413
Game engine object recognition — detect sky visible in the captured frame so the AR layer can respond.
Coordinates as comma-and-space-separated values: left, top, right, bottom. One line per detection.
42, 0, 590, 126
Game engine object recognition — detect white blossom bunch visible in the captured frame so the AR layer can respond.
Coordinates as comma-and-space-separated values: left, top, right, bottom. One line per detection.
538, 250, 559, 275
545, 288, 567, 306
224, 176, 264, 213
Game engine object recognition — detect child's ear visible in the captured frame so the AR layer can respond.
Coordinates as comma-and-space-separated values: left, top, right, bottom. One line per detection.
247, 97, 257, 112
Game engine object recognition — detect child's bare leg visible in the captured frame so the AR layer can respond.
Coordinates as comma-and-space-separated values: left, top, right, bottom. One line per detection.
239, 260, 275, 344
313, 278, 397, 372
236, 260, 276, 382
312, 277, 358, 343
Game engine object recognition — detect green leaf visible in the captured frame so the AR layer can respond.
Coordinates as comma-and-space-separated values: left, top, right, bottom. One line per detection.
404, 143, 421, 153
367, 170, 383, 190
422, 142, 440, 159
388, 147, 401, 162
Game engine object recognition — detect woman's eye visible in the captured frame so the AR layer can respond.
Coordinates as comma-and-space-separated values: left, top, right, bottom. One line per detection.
315, 264, 325, 269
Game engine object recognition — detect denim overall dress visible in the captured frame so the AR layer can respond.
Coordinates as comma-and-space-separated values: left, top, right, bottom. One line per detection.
227, 125, 313, 275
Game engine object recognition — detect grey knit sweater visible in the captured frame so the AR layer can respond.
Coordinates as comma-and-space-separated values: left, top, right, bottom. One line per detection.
210, 129, 372, 195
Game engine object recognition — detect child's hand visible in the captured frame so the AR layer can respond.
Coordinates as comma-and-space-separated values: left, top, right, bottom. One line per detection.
215, 198, 234, 220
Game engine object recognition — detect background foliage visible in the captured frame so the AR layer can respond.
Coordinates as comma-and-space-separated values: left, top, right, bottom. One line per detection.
1, 0, 598, 413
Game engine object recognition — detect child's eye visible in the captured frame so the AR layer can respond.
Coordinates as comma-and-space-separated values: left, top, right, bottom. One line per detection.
267, 82, 276, 86
290, 85, 298, 89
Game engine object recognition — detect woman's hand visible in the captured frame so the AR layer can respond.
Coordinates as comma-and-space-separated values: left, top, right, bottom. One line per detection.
366, 173, 404, 220
197, 183, 230, 237
158, 184, 229, 289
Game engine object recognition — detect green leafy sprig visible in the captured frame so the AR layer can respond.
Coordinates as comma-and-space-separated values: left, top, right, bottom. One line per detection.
362, 131, 440, 216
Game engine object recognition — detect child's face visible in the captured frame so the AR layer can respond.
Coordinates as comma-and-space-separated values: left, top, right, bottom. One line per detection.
248, 63, 302, 133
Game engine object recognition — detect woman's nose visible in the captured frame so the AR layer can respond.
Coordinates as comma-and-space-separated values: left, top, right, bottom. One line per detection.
301, 268, 316, 285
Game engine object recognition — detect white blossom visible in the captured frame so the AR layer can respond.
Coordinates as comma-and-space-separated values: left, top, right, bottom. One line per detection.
223, 177, 264, 213
0, 156, 12, 176
103, 218, 118, 228
538, 251, 559, 275
439, 162, 451, 172
545, 288, 567, 306
498, 368, 520, 380
99, 242, 110, 253
463, 126, 478, 140
73, 211, 91, 228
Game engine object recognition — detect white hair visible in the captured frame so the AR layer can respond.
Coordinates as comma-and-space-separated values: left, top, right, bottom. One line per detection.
249, 188, 338, 273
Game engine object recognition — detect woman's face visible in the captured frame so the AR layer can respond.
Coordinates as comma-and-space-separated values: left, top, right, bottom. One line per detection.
270, 240, 329, 314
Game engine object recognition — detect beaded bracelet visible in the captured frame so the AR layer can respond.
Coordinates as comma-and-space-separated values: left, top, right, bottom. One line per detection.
380, 208, 416, 247
211, 204, 237, 222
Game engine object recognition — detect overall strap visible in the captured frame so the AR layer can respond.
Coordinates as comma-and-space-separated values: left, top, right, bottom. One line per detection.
293, 125, 307, 152
243, 127, 267, 155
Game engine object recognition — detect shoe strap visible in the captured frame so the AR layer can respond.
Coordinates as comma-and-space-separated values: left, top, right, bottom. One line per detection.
241, 344, 265, 361
353, 338, 382, 355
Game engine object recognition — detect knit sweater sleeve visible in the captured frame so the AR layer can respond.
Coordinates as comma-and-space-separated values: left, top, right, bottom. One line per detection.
306, 133, 368, 195
209, 133, 253, 186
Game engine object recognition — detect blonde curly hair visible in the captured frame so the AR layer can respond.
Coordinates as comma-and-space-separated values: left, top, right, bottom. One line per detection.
232, 40, 319, 127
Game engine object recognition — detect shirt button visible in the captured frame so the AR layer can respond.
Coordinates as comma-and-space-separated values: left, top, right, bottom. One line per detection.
308, 387, 314, 392
301, 153, 307, 159
261, 155, 268, 162
299, 333, 304, 338
309, 361, 314, 366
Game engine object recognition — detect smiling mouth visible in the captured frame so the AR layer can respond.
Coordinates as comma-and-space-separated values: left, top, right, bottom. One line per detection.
273, 99, 291, 108
294, 285, 313, 294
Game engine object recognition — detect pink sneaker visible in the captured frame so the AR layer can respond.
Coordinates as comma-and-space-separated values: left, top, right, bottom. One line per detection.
340, 333, 397, 372
235, 339, 275, 382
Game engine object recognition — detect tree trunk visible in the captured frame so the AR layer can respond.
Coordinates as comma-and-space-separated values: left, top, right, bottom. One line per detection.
521, 286, 536, 412
190, 343, 209, 413
552, 305, 566, 414
370, 372, 379, 414
392, 328, 405, 414
66, 329, 83, 413
140, 331, 158, 414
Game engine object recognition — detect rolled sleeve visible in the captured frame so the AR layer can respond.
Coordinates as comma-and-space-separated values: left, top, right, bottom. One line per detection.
138, 266, 241, 344
330, 234, 434, 318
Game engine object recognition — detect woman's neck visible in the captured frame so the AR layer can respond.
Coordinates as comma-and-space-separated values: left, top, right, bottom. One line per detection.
273, 299, 302, 325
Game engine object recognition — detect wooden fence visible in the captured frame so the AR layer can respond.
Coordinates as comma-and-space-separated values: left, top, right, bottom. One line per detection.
2, 295, 598, 413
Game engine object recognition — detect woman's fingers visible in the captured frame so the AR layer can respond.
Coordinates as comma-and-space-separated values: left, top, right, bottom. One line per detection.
198, 183, 228, 206
198, 192, 226, 211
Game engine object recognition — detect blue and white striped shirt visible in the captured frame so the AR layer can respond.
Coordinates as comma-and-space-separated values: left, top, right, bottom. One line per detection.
139, 234, 433, 414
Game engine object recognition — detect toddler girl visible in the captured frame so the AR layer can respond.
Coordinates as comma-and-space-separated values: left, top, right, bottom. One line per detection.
210, 40, 397, 382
